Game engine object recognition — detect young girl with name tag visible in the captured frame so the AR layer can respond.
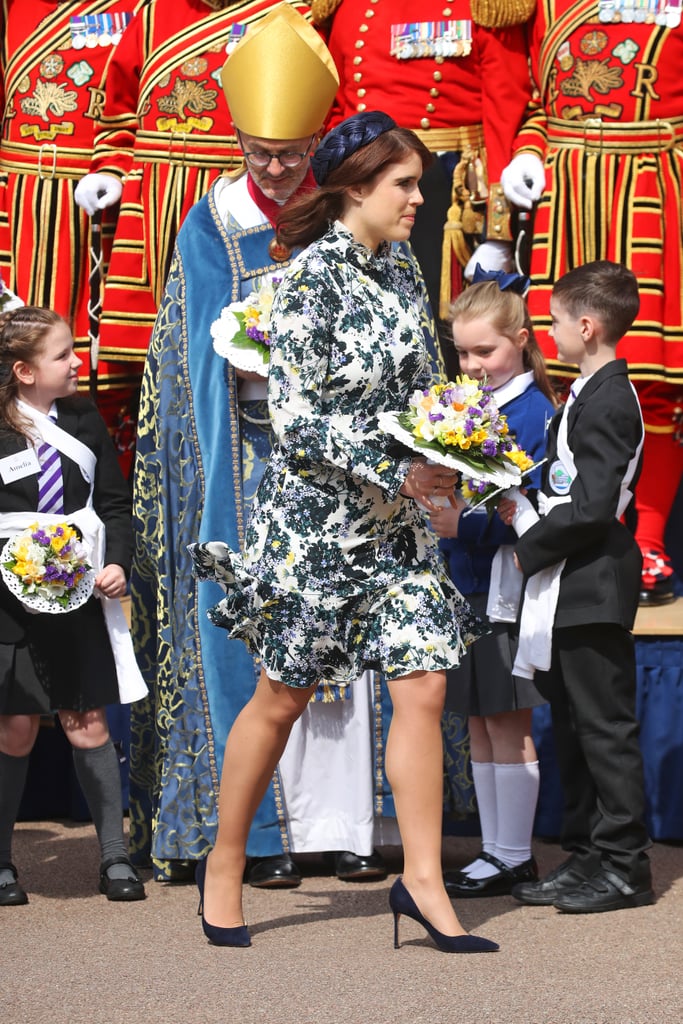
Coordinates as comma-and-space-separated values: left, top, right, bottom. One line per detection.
0, 306, 146, 907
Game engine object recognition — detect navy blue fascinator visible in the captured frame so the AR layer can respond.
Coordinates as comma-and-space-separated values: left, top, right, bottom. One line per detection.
311, 111, 397, 185
471, 264, 530, 295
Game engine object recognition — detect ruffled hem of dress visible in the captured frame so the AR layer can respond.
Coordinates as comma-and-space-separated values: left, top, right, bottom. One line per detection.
190, 541, 486, 689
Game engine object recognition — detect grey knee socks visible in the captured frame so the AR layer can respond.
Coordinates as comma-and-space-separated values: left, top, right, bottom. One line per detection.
0, 750, 30, 882
71, 739, 128, 867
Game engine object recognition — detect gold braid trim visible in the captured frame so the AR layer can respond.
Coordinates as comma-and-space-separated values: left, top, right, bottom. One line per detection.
470, 0, 536, 27
311, 0, 344, 26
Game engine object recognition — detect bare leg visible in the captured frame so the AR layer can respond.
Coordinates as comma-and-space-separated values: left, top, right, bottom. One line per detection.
0, 714, 40, 757
386, 670, 466, 936
57, 707, 111, 749
484, 708, 536, 764
204, 669, 315, 928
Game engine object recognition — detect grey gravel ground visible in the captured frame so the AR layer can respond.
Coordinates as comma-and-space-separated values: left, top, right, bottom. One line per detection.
2, 821, 681, 1024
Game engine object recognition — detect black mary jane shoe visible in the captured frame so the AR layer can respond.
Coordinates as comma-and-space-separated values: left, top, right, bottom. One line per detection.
0, 862, 29, 906
99, 856, 146, 902
325, 849, 388, 881
246, 854, 301, 889
444, 852, 538, 898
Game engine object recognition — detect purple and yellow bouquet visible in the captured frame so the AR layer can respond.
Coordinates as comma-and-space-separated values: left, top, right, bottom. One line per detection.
210, 274, 282, 373
2, 522, 93, 612
379, 375, 535, 508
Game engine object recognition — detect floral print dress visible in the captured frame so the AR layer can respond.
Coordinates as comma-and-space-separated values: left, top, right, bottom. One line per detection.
192, 222, 482, 688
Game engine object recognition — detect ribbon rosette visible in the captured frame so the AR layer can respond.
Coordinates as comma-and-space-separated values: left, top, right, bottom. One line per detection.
210, 274, 281, 374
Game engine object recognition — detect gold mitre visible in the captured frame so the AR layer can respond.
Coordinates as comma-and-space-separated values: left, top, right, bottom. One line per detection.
221, 4, 339, 140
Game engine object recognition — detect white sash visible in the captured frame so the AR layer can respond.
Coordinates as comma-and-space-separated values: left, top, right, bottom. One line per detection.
511, 380, 644, 679
1, 403, 147, 704
486, 488, 540, 622
17, 400, 97, 494
511, 398, 575, 680
485, 373, 542, 623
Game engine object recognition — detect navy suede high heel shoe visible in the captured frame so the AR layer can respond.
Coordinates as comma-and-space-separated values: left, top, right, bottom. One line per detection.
195, 858, 251, 947
389, 877, 499, 953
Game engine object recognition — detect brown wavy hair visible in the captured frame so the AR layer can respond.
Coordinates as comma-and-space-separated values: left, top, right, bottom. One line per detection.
0, 306, 66, 437
276, 127, 433, 251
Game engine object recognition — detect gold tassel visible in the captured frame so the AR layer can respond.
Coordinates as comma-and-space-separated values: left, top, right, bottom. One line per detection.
470, 0, 537, 27
311, 0, 344, 26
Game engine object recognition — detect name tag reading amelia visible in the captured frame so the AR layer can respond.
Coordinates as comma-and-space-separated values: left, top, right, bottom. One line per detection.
0, 448, 40, 484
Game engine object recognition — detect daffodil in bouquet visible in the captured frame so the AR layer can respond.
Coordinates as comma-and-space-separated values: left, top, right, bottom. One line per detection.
459, 440, 536, 516
1, 522, 93, 612
210, 274, 282, 374
379, 375, 535, 496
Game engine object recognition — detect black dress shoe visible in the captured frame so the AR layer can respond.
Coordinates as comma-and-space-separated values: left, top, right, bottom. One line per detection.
553, 868, 655, 914
511, 857, 596, 906
98, 857, 146, 902
246, 854, 301, 889
326, 849, 388, 881
0, 862, 28, 906
445, 853, 538, 898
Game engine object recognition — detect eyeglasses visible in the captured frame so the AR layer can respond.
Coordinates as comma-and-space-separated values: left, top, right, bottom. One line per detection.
238, 133, 315, 170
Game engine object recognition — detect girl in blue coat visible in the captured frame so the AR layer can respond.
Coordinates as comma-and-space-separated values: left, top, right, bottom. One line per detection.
430, 276, 557, 897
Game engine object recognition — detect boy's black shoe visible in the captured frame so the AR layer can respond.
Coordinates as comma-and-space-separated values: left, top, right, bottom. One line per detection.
553, 868, 654, 913
511, 857, 595, 906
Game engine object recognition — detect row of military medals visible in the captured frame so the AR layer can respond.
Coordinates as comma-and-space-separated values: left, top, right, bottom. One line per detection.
69, 13, 133, 49
597, 0, 681, 25
390, 21, 473, 59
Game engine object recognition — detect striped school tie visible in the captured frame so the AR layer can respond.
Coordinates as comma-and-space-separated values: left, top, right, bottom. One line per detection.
36, 417, 64, 514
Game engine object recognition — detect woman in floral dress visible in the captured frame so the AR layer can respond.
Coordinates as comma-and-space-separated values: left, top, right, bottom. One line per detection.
191, 112, 497, 953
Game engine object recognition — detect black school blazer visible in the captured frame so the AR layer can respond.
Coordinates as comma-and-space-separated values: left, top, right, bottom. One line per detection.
515, 360, 643, 630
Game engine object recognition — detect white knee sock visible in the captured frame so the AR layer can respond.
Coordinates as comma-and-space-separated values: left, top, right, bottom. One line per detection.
461, 761, 496, 875
492, 761, 540, 868
464, 761, 540, 879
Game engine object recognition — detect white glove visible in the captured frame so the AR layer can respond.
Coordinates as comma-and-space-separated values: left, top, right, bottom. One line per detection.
504, 486, 540, 536
74, 172, 123, 215
501, 153, 546, 210
464, 240, 512, 281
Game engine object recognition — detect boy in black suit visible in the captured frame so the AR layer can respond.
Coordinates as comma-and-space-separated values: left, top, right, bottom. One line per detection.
508, 261, 654, 913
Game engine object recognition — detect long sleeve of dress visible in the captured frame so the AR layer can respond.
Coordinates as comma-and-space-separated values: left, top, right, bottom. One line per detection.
268, 228, 435, 499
